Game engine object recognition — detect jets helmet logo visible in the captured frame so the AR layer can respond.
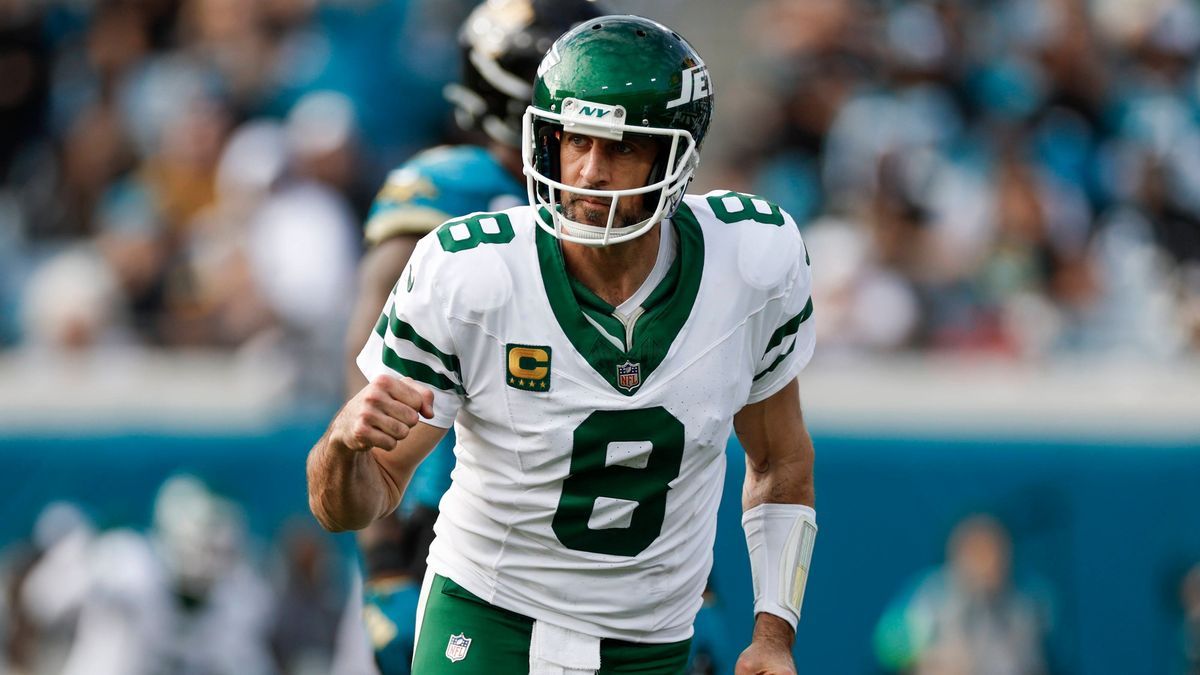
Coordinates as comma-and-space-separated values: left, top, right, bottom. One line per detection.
665, 64, 712, 109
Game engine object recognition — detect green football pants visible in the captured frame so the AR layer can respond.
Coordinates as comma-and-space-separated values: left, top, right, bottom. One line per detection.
412, 574, 691, 674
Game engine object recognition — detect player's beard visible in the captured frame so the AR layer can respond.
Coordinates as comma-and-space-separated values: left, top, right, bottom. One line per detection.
561, 191, 650, 229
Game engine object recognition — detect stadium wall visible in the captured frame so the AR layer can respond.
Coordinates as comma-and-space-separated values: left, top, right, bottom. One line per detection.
1, 354, 1197, 674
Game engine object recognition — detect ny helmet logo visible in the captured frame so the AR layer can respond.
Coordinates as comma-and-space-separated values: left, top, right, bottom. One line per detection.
578, 106, 610, 118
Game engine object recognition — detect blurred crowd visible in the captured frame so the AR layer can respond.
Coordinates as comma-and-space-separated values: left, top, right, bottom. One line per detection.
1, 3, 1198, 674
727, 0, 1200, 359
2, 0, 1200, 408
0, 476, 359, 675
0, 0, 473, 401
7, 493, 1197, 675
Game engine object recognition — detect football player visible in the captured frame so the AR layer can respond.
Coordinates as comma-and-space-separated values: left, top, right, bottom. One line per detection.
341, 1, 603, 672
313, 15, 818, 675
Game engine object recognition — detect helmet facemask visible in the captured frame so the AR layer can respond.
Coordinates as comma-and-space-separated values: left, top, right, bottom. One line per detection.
522, 98, 699, 247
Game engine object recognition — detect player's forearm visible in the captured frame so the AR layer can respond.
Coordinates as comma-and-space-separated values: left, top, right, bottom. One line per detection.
735, 380, 815, 511
739, 444, 816, 646
736, 383, 819, 644
306, 429, 401, 532
741, 431, 815, 511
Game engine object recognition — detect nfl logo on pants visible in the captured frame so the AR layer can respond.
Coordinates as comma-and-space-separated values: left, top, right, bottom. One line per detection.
445, 633, 471, 662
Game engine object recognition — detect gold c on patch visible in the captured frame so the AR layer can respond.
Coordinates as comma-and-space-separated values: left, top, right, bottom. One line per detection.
506, 344, 551, 392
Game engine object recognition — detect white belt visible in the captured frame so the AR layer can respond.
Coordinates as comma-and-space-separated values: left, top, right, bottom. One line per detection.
528, 619, 601, 675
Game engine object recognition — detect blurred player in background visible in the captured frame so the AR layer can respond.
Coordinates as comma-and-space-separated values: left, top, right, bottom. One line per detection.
339, 2, 603, 672
23, 476, 276, 675
312, 14, 818, 675
873, 515, 1053, 675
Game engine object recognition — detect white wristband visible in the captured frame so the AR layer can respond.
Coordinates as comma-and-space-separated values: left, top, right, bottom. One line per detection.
742, 502, 818, 631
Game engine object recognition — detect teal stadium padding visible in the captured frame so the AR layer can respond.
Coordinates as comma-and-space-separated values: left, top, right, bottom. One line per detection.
1, 428, 1197, 674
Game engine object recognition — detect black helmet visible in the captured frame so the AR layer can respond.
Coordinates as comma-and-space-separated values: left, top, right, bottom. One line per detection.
445, 0, 605, 146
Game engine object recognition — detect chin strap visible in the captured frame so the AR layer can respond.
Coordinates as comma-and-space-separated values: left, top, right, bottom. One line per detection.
553, 209, 653, 247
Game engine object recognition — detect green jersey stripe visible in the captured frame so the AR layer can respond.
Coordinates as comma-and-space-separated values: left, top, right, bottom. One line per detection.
581, 312, 627, 351
564, 262, 631, 349
762, 298, 813, 356
386, 306, 463, 380
381, 343, 466, 394
753, 333, 800, 382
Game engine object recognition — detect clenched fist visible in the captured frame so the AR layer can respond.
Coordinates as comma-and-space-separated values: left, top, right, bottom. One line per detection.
735, 642, 796, 675
331, 374, 435, 452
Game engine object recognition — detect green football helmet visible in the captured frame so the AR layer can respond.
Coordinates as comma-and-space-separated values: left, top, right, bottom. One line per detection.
522, 15, 714, 246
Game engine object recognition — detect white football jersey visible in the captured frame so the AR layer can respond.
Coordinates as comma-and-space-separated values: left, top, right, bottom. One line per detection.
358, 190, 814, 642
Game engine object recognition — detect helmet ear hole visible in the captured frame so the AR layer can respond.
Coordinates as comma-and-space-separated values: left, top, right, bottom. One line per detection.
642, 137, 673, 208
533, 121, 562, 203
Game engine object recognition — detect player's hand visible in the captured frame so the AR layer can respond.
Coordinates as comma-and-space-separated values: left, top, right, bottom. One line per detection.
735, 614, 797, 675
331, 374, 435, 452
735, 641, 796, 675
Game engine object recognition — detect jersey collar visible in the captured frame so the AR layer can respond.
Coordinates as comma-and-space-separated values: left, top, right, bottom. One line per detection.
536, 202, 704, 396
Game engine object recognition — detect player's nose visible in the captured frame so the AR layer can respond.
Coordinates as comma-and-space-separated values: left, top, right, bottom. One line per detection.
578, 143, 612, 186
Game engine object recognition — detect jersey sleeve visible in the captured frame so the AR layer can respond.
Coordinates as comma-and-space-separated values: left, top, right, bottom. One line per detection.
363, 166, 459, 245
356, 235, 464, 428
746, 213, 815, 404
363, 147, 524, 246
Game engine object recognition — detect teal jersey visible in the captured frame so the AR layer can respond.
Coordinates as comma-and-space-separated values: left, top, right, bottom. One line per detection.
365, 144, 523, 515
399, 435, 453, 514
363, 146, 525, 246
363, 580, 420, 675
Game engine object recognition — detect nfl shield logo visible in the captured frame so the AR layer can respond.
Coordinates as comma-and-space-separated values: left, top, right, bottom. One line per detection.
445, 633, 471, 662
617, 360, 641, 392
